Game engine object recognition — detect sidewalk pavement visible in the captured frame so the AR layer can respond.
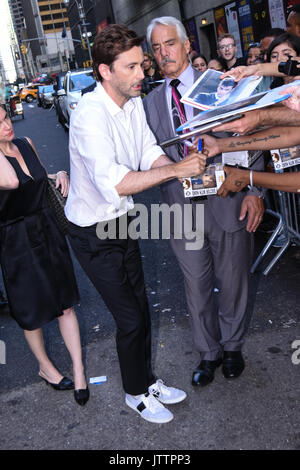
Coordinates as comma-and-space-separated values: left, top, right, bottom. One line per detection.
0, 313, 299, 450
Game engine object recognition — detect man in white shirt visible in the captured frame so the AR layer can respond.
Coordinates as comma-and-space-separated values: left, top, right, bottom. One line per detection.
65, 24, 205, 424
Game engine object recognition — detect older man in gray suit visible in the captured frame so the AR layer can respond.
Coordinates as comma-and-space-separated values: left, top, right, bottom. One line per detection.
143, 16, 265, 386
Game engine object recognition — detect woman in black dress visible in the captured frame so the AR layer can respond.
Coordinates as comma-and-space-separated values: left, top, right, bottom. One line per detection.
0, 104, 88, 406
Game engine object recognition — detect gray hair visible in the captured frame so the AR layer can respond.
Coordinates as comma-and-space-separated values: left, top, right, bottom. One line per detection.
147, 16, 188, 51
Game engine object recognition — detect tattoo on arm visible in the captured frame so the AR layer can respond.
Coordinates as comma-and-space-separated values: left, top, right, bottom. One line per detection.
228, 134, 281, 149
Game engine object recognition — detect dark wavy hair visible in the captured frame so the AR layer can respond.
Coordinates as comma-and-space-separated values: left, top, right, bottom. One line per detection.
192, 54, 208, 66
92, 24, 144, 82
266, 32, 300, 62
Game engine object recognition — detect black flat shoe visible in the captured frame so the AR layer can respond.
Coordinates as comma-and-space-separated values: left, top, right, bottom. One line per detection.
74, 386, 90, 406
192, 358, 222, 387
41, 376, 75, 390
222, 351, 245, 379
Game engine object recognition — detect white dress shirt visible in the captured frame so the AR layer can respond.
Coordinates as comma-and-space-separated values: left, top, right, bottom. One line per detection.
165, 64, 195, 132
65, 82, 164, 226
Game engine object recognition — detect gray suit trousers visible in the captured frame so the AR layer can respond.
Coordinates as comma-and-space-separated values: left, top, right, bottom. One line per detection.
170, 199, 253, 361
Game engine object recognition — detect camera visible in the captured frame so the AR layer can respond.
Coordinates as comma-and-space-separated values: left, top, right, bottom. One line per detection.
278, 59, 300, 76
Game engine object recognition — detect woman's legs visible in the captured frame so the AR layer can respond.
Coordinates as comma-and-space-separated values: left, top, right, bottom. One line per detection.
24, 308, 86, 390
24, 328, 63, 384
58, 307, 86, 390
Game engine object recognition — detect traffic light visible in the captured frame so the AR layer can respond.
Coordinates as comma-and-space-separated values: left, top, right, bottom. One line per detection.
82, 37, 87, 49
21, 45, 27, 55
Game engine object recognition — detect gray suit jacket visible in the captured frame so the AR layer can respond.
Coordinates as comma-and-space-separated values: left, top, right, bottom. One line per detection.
143, 68, 264, 234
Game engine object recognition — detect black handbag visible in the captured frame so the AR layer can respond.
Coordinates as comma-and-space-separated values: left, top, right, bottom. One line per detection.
47, 177, 69, 235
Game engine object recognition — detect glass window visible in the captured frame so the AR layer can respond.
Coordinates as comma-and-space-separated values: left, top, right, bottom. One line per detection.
69, 72, 95, 92
42, 85, 54, 93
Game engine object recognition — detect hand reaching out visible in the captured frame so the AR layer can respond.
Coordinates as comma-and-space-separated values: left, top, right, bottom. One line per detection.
281, 85, 300, 112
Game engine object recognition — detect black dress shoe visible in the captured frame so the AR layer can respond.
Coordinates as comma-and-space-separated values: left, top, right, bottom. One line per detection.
41, 376, 75, 390
74, 386, 90, 406
192, 358, 222, 387
222, 351, 245, 379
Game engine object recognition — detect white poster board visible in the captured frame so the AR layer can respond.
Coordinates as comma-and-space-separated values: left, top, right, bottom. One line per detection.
268, 0, 286, 30
225, 2, 243, 58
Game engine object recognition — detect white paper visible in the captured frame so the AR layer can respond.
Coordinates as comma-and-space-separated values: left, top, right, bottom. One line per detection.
225, 2, 243, 58
268, 0, 286, 29
89, 376, 107, 384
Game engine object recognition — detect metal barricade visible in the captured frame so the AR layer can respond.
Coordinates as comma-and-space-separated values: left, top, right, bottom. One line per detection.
251, 165, 300, 275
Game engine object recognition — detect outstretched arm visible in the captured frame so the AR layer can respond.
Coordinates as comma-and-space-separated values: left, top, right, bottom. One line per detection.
218, 166, 300, 197
116, 152, 206, 196
220, 60, 300, 81
211, 105, 300, 134
200, 126, 300, 157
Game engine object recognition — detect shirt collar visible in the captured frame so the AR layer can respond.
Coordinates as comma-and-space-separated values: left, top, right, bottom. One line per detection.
165, 64, 194, 90
96, 82, 135, 117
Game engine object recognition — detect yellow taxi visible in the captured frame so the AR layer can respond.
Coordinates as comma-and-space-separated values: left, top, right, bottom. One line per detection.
19, 85, 40, 102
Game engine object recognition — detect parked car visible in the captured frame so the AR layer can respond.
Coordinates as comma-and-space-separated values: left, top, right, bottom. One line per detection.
19, 85, 40, 103
33, 74, 54, 85
40, 85, 54, 108
53, 72, 67, 126
58, 69, 95, 129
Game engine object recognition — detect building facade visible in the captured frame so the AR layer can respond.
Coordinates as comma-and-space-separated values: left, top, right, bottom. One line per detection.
65, 0, 297, 70
65, 0, 115, 68
7, 0, 26, 81
19, 0, 74, 75
8, 0, 24, 46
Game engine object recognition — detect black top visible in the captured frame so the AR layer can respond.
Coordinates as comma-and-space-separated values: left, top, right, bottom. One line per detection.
0, 137, 79, 330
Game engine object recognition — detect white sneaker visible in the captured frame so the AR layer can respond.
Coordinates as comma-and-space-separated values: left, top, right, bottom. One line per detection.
148, 379, 187, 404
125, 392, 173, 424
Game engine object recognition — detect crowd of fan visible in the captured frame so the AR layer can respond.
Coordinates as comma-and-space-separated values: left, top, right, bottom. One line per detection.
141, 4, 300, 96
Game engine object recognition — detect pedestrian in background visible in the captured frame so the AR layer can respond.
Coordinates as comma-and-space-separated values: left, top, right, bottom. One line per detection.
0, 104, 88, 406
217, 33, 245, 70
246, 43, 262, 65
192, 54, 208, 72
267, 32, 300, 88
207, 58, 226, 72
141, 52, 163, 95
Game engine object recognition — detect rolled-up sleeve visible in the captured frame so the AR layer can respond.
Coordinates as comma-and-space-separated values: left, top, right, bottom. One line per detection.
70, 105, 131, 211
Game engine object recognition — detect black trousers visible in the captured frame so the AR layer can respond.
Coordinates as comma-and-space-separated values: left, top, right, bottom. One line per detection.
68, 218, 156, 395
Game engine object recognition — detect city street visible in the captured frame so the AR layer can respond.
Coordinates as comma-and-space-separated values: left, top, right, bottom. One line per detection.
0, 102, 300, 452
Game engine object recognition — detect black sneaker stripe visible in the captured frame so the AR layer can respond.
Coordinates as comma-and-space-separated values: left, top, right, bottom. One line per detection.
137, 401, 146, 413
